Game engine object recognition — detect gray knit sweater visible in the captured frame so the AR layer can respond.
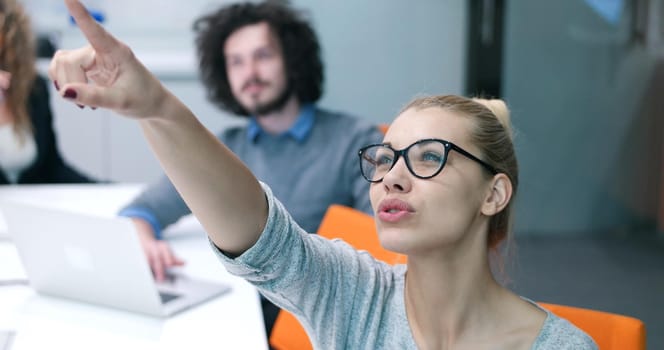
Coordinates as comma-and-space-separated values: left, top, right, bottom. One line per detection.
214, 184, 598, 349
120, 106, 383, 236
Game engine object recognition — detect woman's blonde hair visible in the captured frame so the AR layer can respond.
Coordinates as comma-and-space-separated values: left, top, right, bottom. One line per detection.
400, 95, 518, 250
0, 0, 36, 136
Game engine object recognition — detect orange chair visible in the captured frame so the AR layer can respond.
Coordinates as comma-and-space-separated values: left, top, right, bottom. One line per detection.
269, 205, 403, 350
316, 205, 405, 264
269, 312, 313, 350
378, 123, 389, 134
539, 302, 646, 350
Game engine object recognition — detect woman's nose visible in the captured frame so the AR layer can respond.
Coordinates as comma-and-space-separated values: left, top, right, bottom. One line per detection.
381, 157, 412, 193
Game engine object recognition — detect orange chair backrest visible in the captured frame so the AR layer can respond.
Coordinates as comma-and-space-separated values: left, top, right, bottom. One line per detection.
269, 312, 313, 350
379, 123, 389, 135
539, 302, 646, 350
269, 205, 405, 349
318, 204, 405, 264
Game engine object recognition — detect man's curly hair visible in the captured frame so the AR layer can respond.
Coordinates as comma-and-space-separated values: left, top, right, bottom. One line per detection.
193, 0, 323, 116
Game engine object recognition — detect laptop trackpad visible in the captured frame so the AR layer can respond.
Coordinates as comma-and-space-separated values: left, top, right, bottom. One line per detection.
156, 272, 184, 304
155, 271, 232, 315
158, 291, 181, 304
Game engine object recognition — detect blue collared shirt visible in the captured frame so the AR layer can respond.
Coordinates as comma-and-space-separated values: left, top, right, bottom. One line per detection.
247, 104, 316, 143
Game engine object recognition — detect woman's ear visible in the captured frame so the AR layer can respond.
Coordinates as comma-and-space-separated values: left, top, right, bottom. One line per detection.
481, 174, 512, 216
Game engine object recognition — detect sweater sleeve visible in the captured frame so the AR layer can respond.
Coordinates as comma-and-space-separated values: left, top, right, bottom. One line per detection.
210, 182, 399, 349
533, 311, 598, 349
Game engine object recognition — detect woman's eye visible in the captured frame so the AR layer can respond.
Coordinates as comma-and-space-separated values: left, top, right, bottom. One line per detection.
377, 155, 393, 166
421, 151, 443, 163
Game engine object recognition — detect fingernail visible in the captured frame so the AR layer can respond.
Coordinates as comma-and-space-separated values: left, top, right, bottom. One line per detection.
91, 106, 97, 110
64, 88, 77, 99
77, 104, 85, 109
53, 80, 60, 91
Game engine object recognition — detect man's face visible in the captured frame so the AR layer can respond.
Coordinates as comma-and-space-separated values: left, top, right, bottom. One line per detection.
224, 22, 290, 116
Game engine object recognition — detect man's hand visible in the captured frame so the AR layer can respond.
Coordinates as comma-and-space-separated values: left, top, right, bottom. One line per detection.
131, 218, 185, 282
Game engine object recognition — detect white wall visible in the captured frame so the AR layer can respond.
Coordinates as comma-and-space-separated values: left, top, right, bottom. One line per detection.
34, 1, 466, 182
44, 63, 239, 183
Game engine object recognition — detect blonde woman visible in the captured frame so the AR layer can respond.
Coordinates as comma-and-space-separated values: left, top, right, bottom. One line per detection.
51, 1, 596, 348
0, 0, 94, 184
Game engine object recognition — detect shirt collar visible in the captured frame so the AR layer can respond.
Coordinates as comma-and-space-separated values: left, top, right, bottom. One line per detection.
247, 104, 316, 143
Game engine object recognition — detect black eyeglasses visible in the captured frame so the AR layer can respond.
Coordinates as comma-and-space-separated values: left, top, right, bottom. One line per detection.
358, 138, 498, 183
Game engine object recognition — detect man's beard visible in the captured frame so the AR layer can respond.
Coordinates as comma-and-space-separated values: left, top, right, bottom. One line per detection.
247, 82, 293, 116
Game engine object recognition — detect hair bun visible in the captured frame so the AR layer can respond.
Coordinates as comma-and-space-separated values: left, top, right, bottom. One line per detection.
472, 98, 512, 139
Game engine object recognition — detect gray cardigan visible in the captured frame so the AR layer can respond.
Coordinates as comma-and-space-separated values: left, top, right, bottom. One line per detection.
215, 183, 599, 350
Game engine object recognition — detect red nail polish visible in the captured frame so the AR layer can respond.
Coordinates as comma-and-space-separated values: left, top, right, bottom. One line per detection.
64, 89, 77, 99
54, 80, 60, 91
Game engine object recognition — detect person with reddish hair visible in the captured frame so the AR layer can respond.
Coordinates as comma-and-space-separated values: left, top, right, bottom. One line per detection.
0, 0, 94, 184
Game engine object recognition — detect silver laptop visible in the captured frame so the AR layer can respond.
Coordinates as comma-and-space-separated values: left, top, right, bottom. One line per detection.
0, 200, 231, 317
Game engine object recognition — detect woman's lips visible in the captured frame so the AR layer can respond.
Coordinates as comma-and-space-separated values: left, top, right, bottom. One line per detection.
377, 198, 414, 223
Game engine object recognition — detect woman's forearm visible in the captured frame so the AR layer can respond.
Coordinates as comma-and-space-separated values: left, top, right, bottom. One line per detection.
139, 91, 267, 255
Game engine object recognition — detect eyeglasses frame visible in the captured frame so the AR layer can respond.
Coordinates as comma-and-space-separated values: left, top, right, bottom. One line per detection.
358, 138, 498, 183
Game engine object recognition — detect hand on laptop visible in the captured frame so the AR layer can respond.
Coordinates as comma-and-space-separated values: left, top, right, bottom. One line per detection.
131, 218, 185, 282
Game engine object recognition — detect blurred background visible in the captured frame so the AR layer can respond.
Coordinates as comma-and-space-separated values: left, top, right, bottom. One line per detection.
19, 0, 664, 347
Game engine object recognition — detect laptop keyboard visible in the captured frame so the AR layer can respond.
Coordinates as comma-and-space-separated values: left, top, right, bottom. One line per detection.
159, 291, 181, 304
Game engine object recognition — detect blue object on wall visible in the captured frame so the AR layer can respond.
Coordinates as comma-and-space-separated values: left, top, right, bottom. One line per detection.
69, 9, 105, 25
583, 0, 624, 25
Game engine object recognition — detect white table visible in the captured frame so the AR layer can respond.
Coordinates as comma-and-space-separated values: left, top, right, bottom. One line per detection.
0, 184, 268, 350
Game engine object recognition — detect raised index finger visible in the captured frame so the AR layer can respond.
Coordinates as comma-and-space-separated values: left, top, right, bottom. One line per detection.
64, 0, 118, 53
